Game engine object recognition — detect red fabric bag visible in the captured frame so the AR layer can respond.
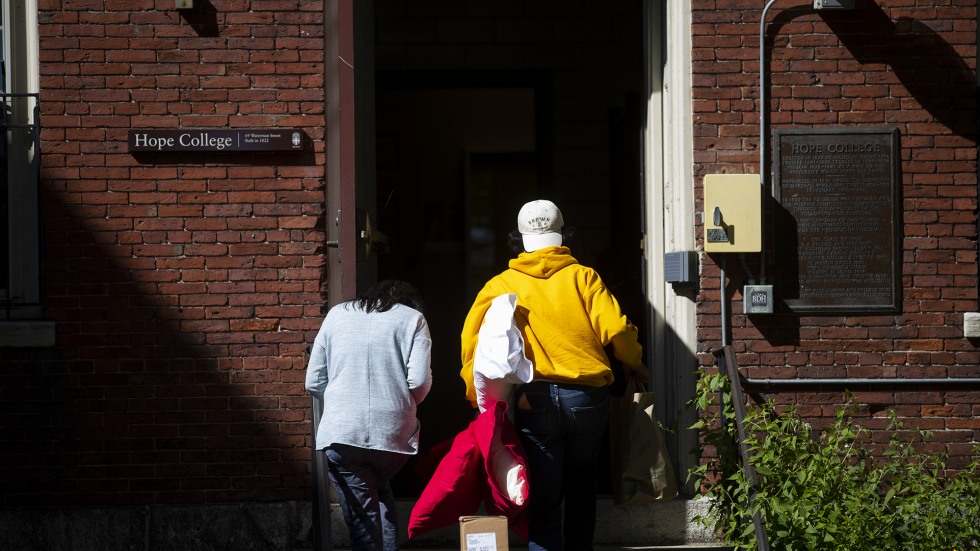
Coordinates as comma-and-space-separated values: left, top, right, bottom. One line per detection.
474, 401, 529, 538
407, 425, 483, 539
408, 400, 529, 541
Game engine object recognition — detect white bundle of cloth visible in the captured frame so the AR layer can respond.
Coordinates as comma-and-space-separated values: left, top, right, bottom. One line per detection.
472, 293, 533, 505
473, 293, 534, 415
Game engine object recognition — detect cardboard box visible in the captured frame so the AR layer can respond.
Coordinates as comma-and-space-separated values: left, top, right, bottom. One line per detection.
459, 516, 508, 551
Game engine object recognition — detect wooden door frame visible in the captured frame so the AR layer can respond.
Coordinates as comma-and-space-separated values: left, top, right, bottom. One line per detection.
325, 0, 376, 307
325, 0, 357, 307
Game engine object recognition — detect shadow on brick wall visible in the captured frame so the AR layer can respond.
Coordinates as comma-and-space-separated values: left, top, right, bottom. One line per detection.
0, 148, 323, 510
819, 2, 977, 139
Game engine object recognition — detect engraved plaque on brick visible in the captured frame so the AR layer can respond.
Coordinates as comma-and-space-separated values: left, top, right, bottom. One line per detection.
774, 128, 901, 314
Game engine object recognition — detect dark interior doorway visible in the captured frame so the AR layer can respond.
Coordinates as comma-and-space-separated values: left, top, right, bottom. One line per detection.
372, 0, 645, 497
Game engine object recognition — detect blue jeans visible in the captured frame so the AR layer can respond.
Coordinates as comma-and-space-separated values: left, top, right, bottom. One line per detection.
324, 444, 409, 551
515, 382, 610, 551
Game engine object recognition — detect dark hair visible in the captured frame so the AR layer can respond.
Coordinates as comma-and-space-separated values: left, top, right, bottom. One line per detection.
507, 226, 575, 254
353, 279, 425, 314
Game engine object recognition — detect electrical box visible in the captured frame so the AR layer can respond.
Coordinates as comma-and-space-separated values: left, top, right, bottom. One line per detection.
743, 285, 774, 314
703, 174, 762, 253
664, 251, 697, 285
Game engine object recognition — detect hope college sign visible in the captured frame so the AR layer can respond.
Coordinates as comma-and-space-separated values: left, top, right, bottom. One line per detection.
128, 129, 305, 152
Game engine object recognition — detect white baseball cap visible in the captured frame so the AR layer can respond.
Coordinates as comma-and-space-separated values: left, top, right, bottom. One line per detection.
517, 200, 564, 251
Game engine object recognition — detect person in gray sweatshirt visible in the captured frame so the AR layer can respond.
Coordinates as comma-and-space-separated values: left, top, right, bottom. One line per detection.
306, 279, 433, 551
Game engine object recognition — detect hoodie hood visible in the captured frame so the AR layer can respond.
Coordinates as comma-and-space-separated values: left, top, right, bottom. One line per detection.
507, 246, 577, 279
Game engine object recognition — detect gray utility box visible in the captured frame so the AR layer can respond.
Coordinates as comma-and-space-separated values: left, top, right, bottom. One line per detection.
664, 251, 697, 285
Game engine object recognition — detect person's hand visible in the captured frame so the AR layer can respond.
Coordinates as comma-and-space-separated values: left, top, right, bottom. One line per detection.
627, 363, 650, 385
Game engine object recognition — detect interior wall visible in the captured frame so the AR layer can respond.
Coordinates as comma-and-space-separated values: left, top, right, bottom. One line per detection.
375, 87, 536, 493
372, 0, 646, 495
374, 0, 644, 266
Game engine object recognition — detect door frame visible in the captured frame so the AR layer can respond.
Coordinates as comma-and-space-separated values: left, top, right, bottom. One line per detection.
643, 2, 698, 493
325, 0, 376, 307
326, 0, 699, 495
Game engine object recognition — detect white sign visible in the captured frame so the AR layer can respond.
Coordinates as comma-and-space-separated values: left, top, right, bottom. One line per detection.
465, 532, 497, 551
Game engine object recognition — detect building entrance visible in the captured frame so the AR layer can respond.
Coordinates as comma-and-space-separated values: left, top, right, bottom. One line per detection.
367, 0, 648, 497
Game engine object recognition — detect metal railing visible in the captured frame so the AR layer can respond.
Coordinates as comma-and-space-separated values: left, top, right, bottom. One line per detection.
713, 346, 771, 551
311, 394, 333, 551
1, 92, 42, 318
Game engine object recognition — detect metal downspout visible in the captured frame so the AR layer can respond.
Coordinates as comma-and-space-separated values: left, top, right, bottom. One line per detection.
720, 256, 728, 347
759, 0, 780, 284
741, 377, 980, 389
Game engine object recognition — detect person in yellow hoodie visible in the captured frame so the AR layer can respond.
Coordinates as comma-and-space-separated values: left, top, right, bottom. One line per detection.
460, 199, 648, 551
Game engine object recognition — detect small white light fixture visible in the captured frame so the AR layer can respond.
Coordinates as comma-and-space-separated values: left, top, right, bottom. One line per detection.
176, 0, 193, 9
965, 312, 980, 339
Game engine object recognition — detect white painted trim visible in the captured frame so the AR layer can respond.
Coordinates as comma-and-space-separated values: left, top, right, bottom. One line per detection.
645, 2, 666, 384
22, 0, 39, 95
644, 1, 698, 492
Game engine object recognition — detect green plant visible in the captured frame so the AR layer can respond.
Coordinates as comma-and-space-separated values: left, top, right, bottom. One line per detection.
688, 370, 980, 551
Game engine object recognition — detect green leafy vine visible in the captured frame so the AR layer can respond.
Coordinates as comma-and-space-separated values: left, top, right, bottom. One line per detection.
688, 370, 980, 551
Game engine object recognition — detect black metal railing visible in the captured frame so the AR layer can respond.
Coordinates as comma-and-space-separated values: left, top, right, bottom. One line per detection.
311, 393, 333, 551
1, 92, 41, 318
713, 346, 771, 551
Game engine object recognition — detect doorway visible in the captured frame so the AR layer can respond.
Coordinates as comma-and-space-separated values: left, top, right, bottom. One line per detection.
374, 83, 544, 493
369, 1, 648, 496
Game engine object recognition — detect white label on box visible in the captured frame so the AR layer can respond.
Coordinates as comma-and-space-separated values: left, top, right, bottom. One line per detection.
465, 532, 497, 551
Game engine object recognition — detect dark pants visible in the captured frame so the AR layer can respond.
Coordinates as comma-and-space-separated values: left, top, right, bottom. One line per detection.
516, 382, 610, 551
324, 444, 409, 551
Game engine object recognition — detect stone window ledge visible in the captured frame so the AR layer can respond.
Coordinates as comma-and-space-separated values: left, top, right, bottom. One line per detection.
0, 321, 55, 347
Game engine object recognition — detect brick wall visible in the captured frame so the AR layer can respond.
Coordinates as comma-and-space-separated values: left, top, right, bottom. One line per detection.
693, 0, 979, 468
0, 0, 326, 506
3, 0, 647, 509
6, 0, 976, 510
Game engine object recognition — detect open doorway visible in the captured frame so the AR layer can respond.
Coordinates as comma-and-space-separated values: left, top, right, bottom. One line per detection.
375, 83, 543, 494
370, 0, 646, 497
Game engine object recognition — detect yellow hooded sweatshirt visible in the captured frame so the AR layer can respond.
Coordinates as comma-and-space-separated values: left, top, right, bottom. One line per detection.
460, 246, 643, 407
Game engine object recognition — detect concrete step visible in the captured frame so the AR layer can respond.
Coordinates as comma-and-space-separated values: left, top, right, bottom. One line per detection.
324, 497, 724, 549
0, 500, 727, 551
393, 547, 730, 551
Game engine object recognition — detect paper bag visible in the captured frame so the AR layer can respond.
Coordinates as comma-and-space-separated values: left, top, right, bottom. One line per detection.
609, 379, 678, 505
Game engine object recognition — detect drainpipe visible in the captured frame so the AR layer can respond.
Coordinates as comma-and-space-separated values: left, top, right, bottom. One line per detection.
741, 377, 980, 390
716, 0, 777, 359
720, 256, 728, 347
716, 0, 780, 352
758, 0, 781, 285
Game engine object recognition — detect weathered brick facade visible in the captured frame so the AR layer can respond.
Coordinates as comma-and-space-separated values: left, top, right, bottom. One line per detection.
2, 0, 327, 506
0, 0, 976, 534
693, 0, 978, 468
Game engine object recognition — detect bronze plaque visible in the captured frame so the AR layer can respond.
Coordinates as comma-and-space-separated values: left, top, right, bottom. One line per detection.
774, 128, 901, 314
128, 129, 305, 152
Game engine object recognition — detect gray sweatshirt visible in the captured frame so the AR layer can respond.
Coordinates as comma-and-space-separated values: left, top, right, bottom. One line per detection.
305, 302, 432, 454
